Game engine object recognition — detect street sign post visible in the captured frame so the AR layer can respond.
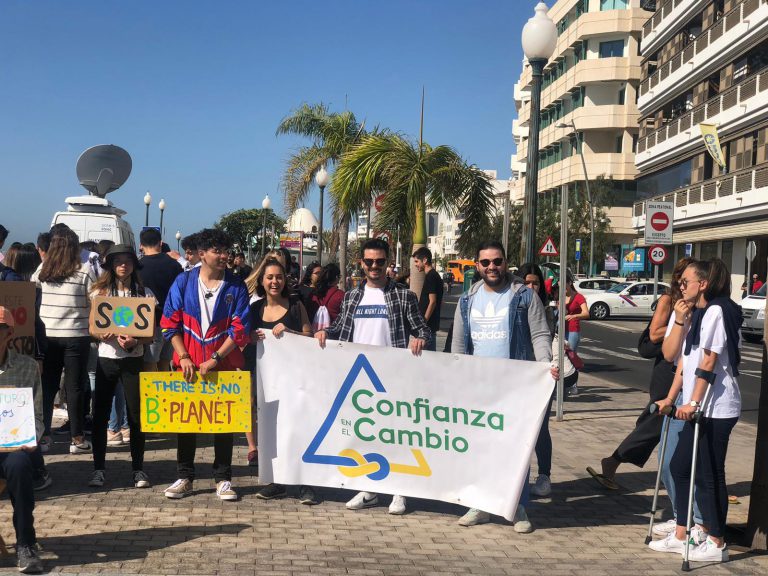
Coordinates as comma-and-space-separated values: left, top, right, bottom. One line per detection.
575, 239, 582, 275
747, 240, 757, 294
648, 245, 668, 301
644, 201, 674, 246
539, 236, 559, 257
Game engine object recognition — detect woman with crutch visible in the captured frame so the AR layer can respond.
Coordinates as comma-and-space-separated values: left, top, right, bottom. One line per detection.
652, 258, 742, 564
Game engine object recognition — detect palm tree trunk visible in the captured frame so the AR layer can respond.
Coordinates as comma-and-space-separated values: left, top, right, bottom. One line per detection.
338, 215, 349, 290
410, 202, 427, 298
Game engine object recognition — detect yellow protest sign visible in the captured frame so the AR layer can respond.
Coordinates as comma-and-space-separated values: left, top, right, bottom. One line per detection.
140, 371, 251, 433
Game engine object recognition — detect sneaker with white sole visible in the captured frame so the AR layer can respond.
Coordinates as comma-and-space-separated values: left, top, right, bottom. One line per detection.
106, 430, 123, 447
690, 526, 708, 546
69, 439, 92, 454
649, 531, 686, 554
216, 480, 237, 501
530, 474, 552, 497
513, 505, 533, 533
346, 491, 378, 510
458, 508, 490, 526
688, 537, 728, 562
164, 478, 193, 499
133, 471, 150, 488
652, 518, 678, 536
388, 494, 406, 515
88, 470, 105, 488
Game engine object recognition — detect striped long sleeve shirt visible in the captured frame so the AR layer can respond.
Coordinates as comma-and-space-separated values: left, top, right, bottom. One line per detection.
38, 263, 96, 338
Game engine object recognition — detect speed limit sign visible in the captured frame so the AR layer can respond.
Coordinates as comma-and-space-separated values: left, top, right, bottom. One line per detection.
648, 245, 668, 265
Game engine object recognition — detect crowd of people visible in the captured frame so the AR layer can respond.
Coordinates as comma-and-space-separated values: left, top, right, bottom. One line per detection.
0, 220, 745, 571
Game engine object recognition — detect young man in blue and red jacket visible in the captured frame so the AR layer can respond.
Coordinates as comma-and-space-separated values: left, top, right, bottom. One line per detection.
160, 228, 250, 501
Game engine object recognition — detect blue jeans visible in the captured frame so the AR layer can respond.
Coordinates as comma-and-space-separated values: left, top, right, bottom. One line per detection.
661, 417, 702, 524
108, 380, 129, 432
567, 330, 581, 354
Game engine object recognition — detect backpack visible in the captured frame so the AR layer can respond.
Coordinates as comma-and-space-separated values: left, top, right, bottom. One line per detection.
311, 288, 337, 332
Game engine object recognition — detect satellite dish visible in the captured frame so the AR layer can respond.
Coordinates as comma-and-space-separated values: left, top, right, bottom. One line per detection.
76, 145, 132, 198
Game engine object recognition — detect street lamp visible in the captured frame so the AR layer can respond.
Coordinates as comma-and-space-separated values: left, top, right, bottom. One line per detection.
143, 191, 152, 226
175, 230, 182, 251
261, 195, 271, 257
158, 199, 166, 240
556, 120, 595, 277
521, 1, 557, 263
315, 165, 330, 263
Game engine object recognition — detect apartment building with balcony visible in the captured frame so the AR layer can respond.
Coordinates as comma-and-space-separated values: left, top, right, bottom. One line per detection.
513, 0, 652, 274
632, 0, 768, 295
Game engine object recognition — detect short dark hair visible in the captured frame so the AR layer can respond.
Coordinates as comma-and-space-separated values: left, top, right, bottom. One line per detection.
36, 232, 51, 253
234, 251, 245, 259
412, 247, 432, 265
475, 240, 506, 260
361, 238, 389, 258
180, 233, 198, 252
140, 228, 162, 248
80, 240, 98, 253
196, 228, 232, 251
0, 224, 8, 244
161, 242, 171, 253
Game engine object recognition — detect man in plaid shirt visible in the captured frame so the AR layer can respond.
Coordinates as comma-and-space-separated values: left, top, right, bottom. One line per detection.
315, 238, 430, 514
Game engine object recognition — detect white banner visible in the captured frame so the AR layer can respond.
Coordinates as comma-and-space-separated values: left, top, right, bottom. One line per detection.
255, 333, 553, 521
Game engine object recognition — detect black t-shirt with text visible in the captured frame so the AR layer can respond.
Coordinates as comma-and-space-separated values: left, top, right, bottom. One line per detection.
419, 268, 443, 332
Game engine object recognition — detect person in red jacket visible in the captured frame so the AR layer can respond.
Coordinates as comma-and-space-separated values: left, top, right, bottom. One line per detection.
160, 228, 250, 501
751, 274, 763, 294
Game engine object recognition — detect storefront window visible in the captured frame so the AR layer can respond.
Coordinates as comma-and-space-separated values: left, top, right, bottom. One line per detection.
700, 241, 718, 261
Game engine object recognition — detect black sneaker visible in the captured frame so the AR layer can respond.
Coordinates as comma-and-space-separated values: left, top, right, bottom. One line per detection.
52, 421, 70, 435
16, 544, 43, 573
299, 485, 319, 505
256, 483, 287, 500
33, 472, 52, 491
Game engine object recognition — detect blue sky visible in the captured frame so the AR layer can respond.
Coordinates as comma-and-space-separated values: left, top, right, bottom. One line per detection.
0, 0, 530, 246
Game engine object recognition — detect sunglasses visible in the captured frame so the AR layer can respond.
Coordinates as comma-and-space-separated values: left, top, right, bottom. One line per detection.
478, 258, 504, 267
680, 278, 700, 289
363, 258, 387, 268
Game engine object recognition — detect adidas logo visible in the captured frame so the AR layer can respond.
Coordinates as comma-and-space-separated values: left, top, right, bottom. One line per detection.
470, 301, 509, 327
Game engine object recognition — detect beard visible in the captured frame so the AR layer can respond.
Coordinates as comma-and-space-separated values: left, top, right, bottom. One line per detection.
480, 270, 505, 287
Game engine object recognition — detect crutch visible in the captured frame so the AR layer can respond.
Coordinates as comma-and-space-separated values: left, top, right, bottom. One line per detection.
682, 382, 713, 572
645, 402, 675, 544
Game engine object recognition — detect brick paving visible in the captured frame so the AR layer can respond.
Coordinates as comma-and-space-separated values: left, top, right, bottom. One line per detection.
1, 365, 767, 574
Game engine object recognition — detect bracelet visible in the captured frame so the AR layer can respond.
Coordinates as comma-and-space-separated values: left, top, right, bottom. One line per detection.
179, 352, 191, 360
694, 367, 717, 384
674, 320, 684, 326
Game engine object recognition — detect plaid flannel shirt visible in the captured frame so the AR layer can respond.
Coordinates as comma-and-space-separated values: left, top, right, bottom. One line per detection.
324, 279, 431, 348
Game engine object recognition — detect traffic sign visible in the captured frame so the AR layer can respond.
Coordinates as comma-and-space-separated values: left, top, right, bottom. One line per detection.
747, 240, 757, 262
684, 243, 693, 257
539, 236, 558, 257
644, 201, 674, 245
648, 245, 668, 265
575, 239, 582, 261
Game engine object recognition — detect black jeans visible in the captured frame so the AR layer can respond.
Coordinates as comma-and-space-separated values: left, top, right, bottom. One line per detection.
41, 336, 91, 437
92, 356, 146, 471
671, 416, 737, 538
0, 451, 37, 547
177, 433, 233, 483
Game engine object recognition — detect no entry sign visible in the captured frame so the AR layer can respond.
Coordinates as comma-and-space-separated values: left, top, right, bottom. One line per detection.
644, 201, 673, 245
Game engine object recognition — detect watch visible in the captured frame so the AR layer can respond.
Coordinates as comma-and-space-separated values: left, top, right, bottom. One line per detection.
689, 400, 700, 408
211, 351, 222, 363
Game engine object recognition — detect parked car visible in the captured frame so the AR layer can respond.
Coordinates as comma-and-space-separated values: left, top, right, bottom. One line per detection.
586, 281, 671, 320
573, 277, 622, 295
741, 283, 766, 343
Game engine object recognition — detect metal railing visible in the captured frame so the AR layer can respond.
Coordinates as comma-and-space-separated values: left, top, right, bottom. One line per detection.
633, 162, 768, 217
642, 0, 686, 40
639, 0, 762, 98
637, 68, 768, 154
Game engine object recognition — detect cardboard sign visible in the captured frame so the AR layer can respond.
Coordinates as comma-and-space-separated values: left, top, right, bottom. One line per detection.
140, 371, 251, 433
0, 282, 36, 356
90, 296, 155, 338
0, 388, 37, 451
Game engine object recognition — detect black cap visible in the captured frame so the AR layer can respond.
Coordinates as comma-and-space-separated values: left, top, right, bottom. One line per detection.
104, 244, 141, 269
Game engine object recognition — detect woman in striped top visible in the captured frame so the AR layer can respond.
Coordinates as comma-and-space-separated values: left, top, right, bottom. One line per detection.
38, 226, 96, 454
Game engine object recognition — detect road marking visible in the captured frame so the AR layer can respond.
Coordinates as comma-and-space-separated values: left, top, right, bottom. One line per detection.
578, 346, 642, 362
585, 322, 643, 333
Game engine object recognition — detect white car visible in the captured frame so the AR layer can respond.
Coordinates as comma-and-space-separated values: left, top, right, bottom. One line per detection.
740, 283, 766, 343
586, 281, 670, 320
573, 277, 623, 295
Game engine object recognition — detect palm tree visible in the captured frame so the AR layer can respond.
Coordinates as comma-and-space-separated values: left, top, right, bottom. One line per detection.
333, 133, 496, 296
276, 103, 366, 284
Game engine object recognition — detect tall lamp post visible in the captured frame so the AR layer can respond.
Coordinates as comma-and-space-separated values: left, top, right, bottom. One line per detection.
261, 195, 271, 257
175, 230, 182, 251
158, 199, 166, 240
143, 191, 152, 226
557, 120, 595, 276
315, 165, 329, 263
521, 2, 557, 263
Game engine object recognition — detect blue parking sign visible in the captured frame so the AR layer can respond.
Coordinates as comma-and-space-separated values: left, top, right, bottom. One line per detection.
575, 239, 582, 261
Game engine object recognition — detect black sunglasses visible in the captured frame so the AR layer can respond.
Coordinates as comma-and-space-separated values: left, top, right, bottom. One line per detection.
363, 258, 387, 267
478, 258, 504, 267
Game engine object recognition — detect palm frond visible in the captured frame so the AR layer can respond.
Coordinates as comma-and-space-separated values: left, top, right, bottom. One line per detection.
275, 103, 331, 141
281, 145, 328, 214
454, 166, 496, 257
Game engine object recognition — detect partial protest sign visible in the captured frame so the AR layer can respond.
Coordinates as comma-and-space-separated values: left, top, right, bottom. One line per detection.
0, 282, 36, 356
140, 371, 251, 433
90, 296, 155, 338
256, 333, 553, 521
0, 388, 37, 451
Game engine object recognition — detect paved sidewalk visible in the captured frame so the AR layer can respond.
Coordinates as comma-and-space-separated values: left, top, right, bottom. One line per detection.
1, 370, 767, 575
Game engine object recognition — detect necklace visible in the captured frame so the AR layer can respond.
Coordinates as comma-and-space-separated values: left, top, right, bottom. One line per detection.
198, 277, 223, 300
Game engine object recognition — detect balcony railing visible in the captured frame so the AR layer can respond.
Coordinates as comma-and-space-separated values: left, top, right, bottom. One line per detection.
642, 0, 687, 40
633, 162, 768, 217
639, 0, 762, 98
637, 68, 768, 155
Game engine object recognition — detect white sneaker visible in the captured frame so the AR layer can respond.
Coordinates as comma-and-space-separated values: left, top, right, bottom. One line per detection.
652, 519, 677, 536
458, 508, 490, 526
688, 537, 728, 562
216, 480, 238, 501
513, 505, 533, 533
133, 471, 150, 489
69, 439, 92, 454
164, 478, 193, 499
690, 525, 708, 545
88, 470, 105, 488
530, 475, 552, 497
649, 531, 686, 554
346, 491, 378, 510
388, 495, 406, 515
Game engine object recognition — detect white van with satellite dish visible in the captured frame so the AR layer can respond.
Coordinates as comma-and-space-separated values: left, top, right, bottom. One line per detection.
50, 144, 136, 247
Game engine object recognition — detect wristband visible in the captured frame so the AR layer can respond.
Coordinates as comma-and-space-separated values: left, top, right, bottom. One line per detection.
674, 320, 684, 326
179, 352, 191, 361
694, 367, 717, 384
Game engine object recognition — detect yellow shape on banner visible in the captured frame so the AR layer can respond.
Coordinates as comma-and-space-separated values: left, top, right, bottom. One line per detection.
139, 371, 251, 433
336, 448, 432, 478
390, 449, 432, 477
